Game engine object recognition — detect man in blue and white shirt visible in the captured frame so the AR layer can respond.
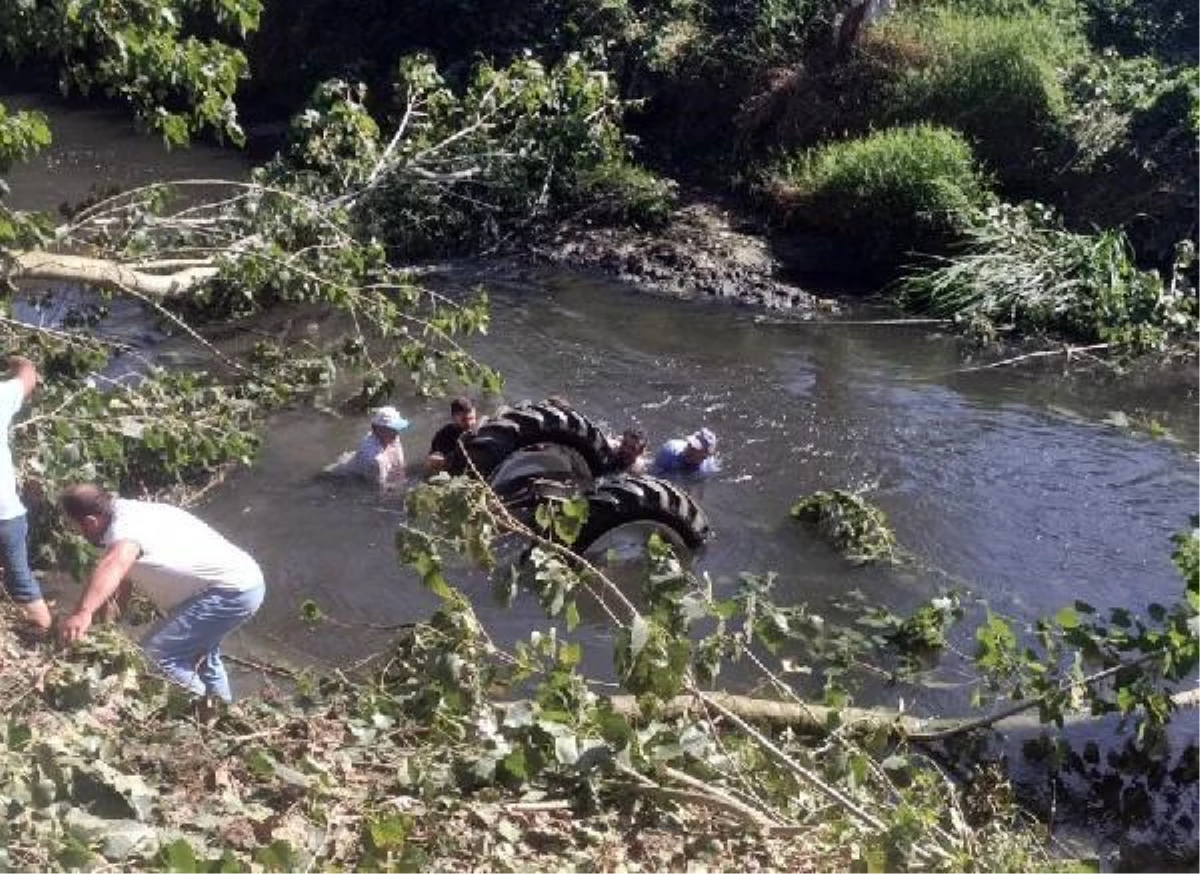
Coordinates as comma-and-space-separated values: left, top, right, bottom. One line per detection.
653, 427, 720, 477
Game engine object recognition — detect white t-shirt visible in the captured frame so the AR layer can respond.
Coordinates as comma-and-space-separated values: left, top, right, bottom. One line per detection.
0, 378, 27, 521
104, 499, 264, 611
325, 433, 405, 486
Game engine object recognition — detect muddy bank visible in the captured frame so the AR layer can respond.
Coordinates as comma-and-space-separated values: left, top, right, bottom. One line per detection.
521, 195, 844, 314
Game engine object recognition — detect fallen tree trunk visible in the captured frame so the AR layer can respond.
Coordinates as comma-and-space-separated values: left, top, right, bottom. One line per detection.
603, 691, 927, 736
230, 646, 1199, 740
4, 250, 217, 298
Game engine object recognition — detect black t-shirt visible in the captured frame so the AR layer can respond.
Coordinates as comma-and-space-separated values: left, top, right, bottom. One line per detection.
430, 423, 466, 458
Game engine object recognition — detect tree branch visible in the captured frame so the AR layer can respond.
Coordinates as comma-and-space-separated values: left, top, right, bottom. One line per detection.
6, 250, 217, 298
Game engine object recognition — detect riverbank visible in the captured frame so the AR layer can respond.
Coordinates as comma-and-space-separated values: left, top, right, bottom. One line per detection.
0, 603, 841, 872
521, 192, 842, 313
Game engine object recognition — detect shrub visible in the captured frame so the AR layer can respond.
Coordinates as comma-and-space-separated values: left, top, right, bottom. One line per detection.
733, 29, 927, 154
1059, 56, 1198, 268
569, 161, 677, 229
767, 123, 993, 273
876, 7, 1086, 195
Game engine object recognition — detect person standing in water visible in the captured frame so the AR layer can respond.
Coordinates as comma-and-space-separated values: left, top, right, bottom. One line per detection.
607, 427, 649, 474
652, 427, 719, 477
323, 405, 411, 491
426, 397, 477, 475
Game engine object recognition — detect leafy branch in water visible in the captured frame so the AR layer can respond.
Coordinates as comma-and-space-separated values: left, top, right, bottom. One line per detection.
790, 488, 899, 564
389, 476, 1199, 869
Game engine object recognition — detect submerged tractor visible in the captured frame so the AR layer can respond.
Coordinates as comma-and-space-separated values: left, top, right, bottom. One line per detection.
450, 400, 712, 561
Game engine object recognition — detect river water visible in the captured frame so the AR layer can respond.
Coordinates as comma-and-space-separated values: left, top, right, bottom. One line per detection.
7, 95, 1199, 721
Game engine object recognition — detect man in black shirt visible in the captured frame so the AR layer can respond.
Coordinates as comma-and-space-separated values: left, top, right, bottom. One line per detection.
427, 397, 478, 474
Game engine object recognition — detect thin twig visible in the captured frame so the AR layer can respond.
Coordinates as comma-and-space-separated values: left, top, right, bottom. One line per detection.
906, 649, 1162, 742
953, 343, 1111, 374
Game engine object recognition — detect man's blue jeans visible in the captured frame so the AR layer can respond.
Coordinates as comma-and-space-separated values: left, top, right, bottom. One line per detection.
0, 513, 41, 604
143, 584, 265, 702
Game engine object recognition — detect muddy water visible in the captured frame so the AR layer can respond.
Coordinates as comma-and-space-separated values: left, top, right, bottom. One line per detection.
180, 274, 1200, 720
6, 96, 1199, 719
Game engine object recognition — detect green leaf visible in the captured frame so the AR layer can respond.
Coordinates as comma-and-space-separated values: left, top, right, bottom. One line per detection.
499, 747, 528, 782
630, 615, 651, 659
6, 720, 32, 750
299, 599, 324, 625
1055, 606, 1079, 629
244, 748, 275, 778
565, 599, 580, 631
423, 570, 453, 599
366, 813, 412, 854
559, 641, 581, 668
253, 840, 297, 872
554, 734, 579, 765
159, 838, 199, 873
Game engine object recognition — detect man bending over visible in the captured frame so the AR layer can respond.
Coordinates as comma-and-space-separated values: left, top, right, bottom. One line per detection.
57, 484, 265, 703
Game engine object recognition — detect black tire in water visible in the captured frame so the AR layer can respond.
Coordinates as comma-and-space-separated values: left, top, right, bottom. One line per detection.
573, 474, 711, 553
454, 401, 615, 479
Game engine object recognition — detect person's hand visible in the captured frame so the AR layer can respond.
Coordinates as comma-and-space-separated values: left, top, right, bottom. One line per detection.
57, 611, 93, 645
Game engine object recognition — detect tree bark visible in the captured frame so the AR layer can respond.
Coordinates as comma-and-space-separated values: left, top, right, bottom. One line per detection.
5, 250, 217, 298
603, 692, 929, 736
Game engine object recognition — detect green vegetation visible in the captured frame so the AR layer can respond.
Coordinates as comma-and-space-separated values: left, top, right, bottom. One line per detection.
767, 124, 992, 273
1081, 0, 1198, 63
790, 489, 899, 564
895, 203, 1198, 349
0, 3, 1196, 869
256, 54, 674, 259
0, 0, 258, 146
4, 478, 1194, 871
874, 8, 1082, 194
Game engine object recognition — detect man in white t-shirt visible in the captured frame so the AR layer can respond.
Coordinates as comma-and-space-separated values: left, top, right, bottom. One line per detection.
57, 484, 266, 702
322, 405, 409, 491
0, 355, 48, 631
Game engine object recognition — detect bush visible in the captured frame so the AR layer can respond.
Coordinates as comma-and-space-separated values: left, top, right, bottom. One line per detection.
733, 30, 926, 155
766, 124, 994, 273
570, 161, 677, 229
1058, 56, 1198, 269
706, 0, 844, 67
272, 54, 663, 257
876, 7, 1086, 195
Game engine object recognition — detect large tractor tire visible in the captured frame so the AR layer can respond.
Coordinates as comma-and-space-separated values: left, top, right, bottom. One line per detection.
454, 401, 615, 480
573, 474, 711, 554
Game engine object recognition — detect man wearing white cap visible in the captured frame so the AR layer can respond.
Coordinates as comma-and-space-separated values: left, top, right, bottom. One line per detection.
323, 405, 410, 490
652, 427, 719, 476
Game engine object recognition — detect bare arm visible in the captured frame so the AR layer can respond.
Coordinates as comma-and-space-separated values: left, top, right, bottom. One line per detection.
58, 540, 141, 643
8, 356, 37, 400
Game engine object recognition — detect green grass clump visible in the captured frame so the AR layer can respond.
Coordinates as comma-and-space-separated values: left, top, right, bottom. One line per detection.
769, 124, 993, 272
877, 7, 1086, 194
